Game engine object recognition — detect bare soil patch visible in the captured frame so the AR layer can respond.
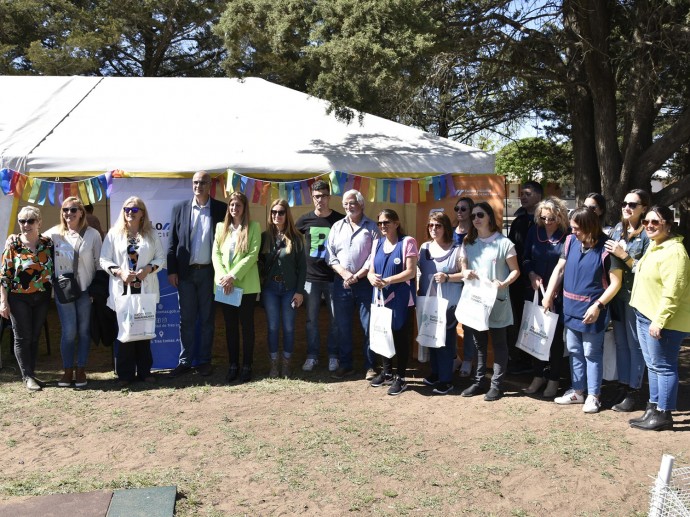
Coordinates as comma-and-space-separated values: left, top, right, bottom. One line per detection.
1, 306, 688, 516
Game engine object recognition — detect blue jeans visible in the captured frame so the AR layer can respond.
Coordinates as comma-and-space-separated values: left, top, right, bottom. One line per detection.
177, 267, 216, 366
430, 326, 458, 383
304, 280, 338, 360
55, 290, 92, 368
636, 310, 686, 411
332, 280, 373, 370
262, 280, 296, 359
613, 302, 645, 389
565, 328, 605, 396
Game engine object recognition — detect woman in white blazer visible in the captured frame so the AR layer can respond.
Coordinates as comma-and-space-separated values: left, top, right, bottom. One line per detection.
100, 196, 166, 386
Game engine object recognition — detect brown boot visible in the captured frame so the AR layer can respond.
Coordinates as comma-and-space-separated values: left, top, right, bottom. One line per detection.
58, 368, 74, 387
269, 359, 279, 379
281, 357, 291, 378
75, 367, 87, 387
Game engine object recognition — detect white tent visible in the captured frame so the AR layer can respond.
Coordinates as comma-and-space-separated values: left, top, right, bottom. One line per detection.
0, 75, 494, 177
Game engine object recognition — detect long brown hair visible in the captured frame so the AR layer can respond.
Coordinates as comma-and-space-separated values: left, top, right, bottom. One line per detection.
620, 189, 651, 240
570, 206, 604, 246
377, 209, 405, 239
218, 192, 250, 253
264, 199, 303, 254
464, 202, 500, 245
425, 212, 453, 244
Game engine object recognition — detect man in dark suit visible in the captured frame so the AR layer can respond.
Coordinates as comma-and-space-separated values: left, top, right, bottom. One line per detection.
167, 171, 227, 377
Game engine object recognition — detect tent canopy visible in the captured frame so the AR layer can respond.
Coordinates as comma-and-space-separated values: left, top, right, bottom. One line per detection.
0, 76, 494, 178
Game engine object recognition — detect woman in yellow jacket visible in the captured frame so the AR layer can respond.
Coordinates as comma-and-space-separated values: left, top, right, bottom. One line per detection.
213, 192, 261, 383
629, 205, 690, 431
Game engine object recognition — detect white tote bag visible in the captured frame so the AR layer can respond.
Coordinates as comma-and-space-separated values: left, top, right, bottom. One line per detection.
515, 287, 559, 361
454, 277, 497, 332
369, 288, 396, 358
416, 281, 448, 348
115, 293, 157, 343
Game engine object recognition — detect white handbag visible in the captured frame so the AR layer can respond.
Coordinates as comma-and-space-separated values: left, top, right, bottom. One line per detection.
454, 276, 497, 332
515, 286, 559, 361
416, 281, 448, 348
115, 293, 157, 343
369, 288, 396, 358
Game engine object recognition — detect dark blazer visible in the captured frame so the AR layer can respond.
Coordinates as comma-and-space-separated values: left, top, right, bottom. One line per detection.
167, 196, 227, 279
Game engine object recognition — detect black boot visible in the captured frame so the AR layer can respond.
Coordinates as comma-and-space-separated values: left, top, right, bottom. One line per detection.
605, 383, 627, 406
630, 408, 673, 431
629, 402, 657, 425
612, 389, 638, 412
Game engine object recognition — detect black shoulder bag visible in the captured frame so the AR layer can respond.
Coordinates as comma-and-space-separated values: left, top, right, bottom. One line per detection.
54, 228, 86, 304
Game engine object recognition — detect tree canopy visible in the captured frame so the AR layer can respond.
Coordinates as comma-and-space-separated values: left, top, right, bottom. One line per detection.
0, 0, 226, 76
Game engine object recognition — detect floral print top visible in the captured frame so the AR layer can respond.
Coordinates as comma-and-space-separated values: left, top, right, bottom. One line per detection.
0, 235, 54, 294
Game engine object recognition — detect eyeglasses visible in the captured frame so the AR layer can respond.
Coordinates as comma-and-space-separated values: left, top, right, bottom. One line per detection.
540, 216, 556, 223
642, 218, 662, 227
428, 223, 443, 229
621, 201, 639, 209
193, 180, 210, 186
62, 207, 80, 214
18, 218, 36, 225
454, 206, 468, 213
584, 204, 599, 211
123, 207, 140, 214
377, 221, 392, 227
271, 209, 286, 216
470, 212, 486, 220
312, 193, 329, 200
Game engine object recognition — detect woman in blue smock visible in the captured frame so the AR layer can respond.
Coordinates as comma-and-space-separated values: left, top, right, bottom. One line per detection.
366, 209, 418, 396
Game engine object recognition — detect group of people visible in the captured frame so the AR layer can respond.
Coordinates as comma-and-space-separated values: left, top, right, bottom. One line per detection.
1, 174, 688, 431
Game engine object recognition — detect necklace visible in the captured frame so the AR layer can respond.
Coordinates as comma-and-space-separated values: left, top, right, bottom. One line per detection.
536, 227, 565, 245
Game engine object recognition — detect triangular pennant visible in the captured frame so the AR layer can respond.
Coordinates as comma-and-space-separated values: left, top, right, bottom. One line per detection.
352, 175, 362, 192
21, 177, 33, 201
259, 182, 271, 206
37, 180, 50, 205
78, 181, 89, 202
28, 178, 41, 203
403, 180, 411, 203
389, 180, 397, 203
48, 182, 56, 205
252, 180, 262, 204
0, 168, 13, 195
85, 179, 95, 204
90, 177, 103, 202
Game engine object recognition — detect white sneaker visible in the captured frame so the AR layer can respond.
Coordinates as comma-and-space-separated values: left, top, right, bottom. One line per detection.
583, 395, 601, 414
554, 389, 585, 405
328, 358, 339, 372
302, 358, 318, 371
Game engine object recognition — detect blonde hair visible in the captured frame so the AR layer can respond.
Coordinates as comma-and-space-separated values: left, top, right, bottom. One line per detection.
113, 196, 154, 238
219, 192, 250, 253
534, 197, 569, 233
264, 199, 303, 254
59, 196, 88, 235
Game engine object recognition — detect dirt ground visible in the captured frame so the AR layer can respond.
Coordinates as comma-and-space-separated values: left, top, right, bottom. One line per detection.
0, 304, 688, 516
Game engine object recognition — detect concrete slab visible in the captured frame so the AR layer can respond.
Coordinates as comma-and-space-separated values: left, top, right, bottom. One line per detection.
106, 486, 176, 517
0, 489, 113, 517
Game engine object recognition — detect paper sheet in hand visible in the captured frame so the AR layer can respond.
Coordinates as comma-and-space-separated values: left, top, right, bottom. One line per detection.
215, 286, 244, 306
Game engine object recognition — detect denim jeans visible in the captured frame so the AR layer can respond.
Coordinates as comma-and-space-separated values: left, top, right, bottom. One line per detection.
304, 280, 338, 361
430, 327, 458, 383
636, 310, 686, 411
262, 279, 296, 359
565, 327, 605, 396
332, 280, 373, 370
177, 267, 216, 366
55, 289, 92, 368
8, 291, 50, 379
465, 326, 509, 390
613, 302, 645, 389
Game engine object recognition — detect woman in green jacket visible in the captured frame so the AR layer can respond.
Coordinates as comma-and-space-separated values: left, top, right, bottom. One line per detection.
213, 192, 261, 383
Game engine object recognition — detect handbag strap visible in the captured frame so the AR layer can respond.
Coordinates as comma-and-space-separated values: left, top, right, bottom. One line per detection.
262, 236, 283, 276
71, 227, 87, 274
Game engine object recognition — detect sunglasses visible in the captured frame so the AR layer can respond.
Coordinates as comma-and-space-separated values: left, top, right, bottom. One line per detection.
454, 206, 468, 213
470, 212, 486, 220
377, 221, 392, 227
62, 207, 80, 214
428, 223, 443, 229
540, 216, 556, 223
123, 207, 141, 214
642, 218, 662, 227
621, 201, 639, 209
18, 218, 36, 225
271, 209, 286, 216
